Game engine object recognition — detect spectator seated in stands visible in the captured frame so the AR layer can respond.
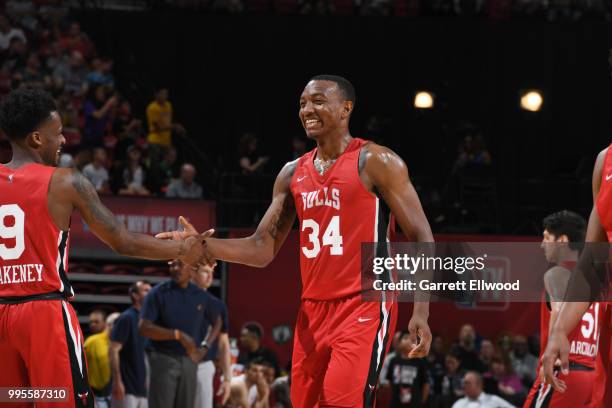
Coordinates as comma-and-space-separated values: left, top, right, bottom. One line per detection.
82, 84, 117, 148
58, 22, 94, 59
427, 334, 447, 396
384, 330, 431, 408
86, 57, 115, 89
238, 132, 269, 175
166, 163, 203, 199
0, 14, 26, 51
112, 99, 143, 162
146, 86, 184, 151
456, 324, 485, 372
230, 357, 270, 408
452, 371, 516, 408
479, 338, 496, 373
52, 50, 88, 96
16, 52, 51, 89
237, 323, 280, 377
118, 145, 150, 196
3, 36, 27, 73
82, 147, 110, 193
510, 334, 538, 387
439, 349, 466, 406
485, 352, 524, 403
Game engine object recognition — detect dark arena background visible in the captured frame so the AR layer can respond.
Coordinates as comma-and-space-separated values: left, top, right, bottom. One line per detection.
1, 0, 612, 407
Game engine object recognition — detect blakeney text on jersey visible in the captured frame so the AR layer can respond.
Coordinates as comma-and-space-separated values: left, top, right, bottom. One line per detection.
0, 264, 44, 285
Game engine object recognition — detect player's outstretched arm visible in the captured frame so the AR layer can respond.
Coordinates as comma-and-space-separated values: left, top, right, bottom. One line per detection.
50, 168, 209, 264
158, 161, 297, 268
542, 147, 608, 390
361, 143, 434, 358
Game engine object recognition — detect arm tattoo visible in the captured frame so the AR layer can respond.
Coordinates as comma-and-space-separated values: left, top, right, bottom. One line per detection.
71, 170, 121, 233
267, 195, 295, 240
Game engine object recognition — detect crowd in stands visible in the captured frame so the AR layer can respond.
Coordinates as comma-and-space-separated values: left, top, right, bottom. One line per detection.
379, 323, 539, 407
0, 3, 205, 199
160, 0, 612, 20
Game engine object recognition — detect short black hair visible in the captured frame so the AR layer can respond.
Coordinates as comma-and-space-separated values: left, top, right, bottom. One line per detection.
247, 357, 268, 369
542, 210, 586, 250
310, 74, 356, 105
0, 88, 57, 140
243, 322, 263, 339
89, 308, 108, 319
128, 280, 151, 297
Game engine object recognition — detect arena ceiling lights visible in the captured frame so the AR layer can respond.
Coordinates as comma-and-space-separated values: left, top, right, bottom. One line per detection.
520, 89, 544, 112
414, 91, 434, 109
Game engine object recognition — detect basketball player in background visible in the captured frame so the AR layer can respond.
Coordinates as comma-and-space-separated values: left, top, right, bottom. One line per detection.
0, 88, 208, 408
542, 145, 612, 407
158, 75, 434, 407
524, 211, 599, 407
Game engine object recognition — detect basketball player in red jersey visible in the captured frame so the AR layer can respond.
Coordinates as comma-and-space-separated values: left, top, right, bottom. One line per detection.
0, 88, 208, 408
158, 75, 434, 407
542, 146, 612, 407
524, 211, 600, 407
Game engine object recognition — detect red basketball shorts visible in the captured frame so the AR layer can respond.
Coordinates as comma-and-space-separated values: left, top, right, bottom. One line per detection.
0, 300, 94, 408
291, 294, 397, 407
524, 368, 595, 408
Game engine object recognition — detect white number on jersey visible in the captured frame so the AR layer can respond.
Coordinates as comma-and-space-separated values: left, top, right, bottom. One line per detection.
301, 216, 343, 258
0, 204, 25, 260
580, 303, 599, 341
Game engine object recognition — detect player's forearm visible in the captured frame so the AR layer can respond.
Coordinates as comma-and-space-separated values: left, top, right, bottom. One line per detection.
552, 301, 589, 335
206, 235, 274, 268
412, 301, 429, 319
112, 231, 186, 260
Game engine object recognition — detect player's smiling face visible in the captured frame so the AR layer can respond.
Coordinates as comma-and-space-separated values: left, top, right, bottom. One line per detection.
36, 111, 65, 167
299, 80, 350, 140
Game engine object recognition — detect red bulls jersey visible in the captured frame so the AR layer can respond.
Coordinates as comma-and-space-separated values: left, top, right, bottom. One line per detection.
539, 295, 599, 370
596, 144, 612, 241
290, 138, 391, 300
0, 163, 73, 298
593, 145, 612, 407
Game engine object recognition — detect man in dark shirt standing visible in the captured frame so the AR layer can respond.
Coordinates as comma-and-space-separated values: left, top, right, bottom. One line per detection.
139, 260, 221, 408
110, 280, 151, 408
386, 330, 431, 408
237, 323, 280, 377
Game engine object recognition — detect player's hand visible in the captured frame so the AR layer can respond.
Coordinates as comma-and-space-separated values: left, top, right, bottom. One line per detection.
218, 378, 231, 404
180, 230, 216, 267
179, 331, 197, 355
541, 329, 570, 392
155, 216, 202, 240
112, 379, 125, 400
407, 315, 432, 358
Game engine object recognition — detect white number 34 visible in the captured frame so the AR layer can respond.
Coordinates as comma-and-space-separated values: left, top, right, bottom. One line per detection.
301, 216, 343, 259
0, 204, 25, 260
